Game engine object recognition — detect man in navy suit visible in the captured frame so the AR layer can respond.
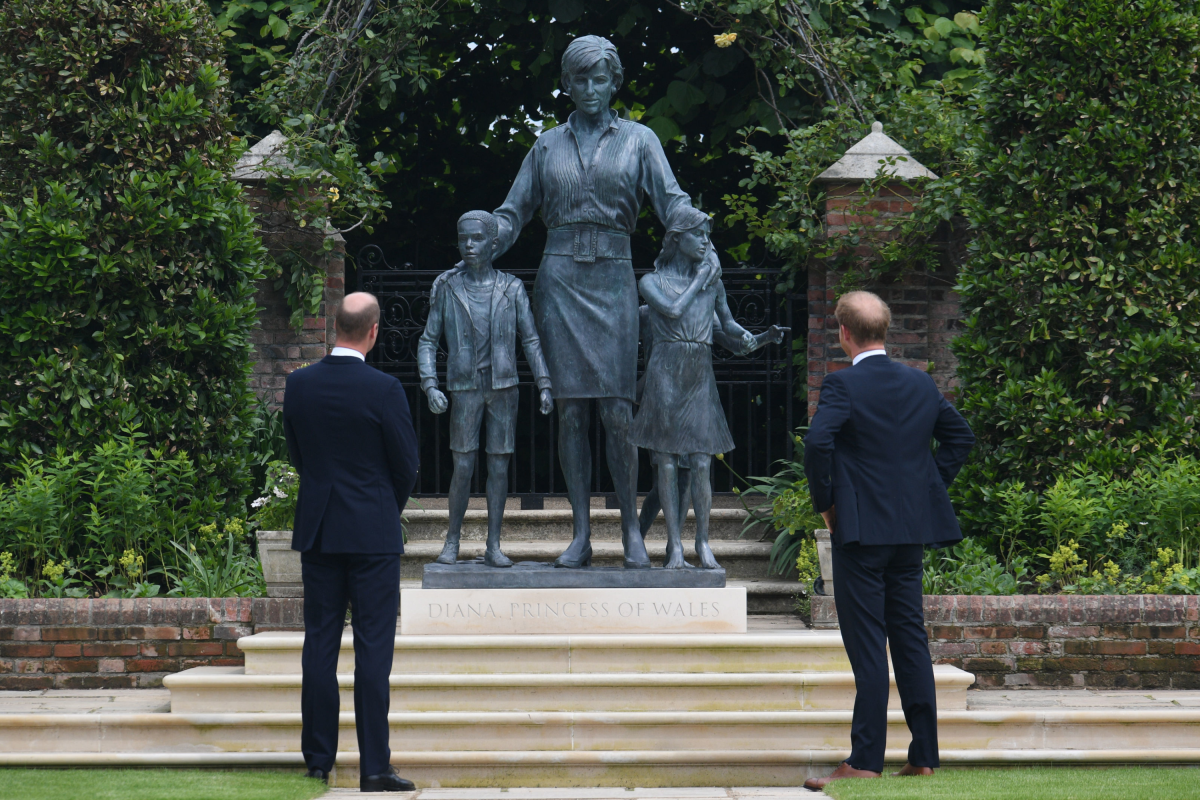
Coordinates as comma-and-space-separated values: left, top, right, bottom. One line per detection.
802, 291, 974, 791
284, 292, 420, 792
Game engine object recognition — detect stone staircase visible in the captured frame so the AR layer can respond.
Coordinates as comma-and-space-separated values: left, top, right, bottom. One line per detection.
3, 626, 1199, 787
259, 502, 802, 613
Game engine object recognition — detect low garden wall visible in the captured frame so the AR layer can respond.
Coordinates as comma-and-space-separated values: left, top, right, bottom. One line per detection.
813, 594, 1200, 689
0, 598, 304, 689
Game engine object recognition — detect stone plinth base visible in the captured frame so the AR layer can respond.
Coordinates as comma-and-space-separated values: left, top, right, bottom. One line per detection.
422, 560, 726, 589
399, 587, 747, 635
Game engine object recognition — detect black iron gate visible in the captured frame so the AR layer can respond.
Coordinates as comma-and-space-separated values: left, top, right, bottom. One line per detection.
357, 244, 797, 499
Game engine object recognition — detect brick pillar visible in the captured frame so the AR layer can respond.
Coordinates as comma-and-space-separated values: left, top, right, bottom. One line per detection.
238, 182, 343, 410
807, 181, 963, 420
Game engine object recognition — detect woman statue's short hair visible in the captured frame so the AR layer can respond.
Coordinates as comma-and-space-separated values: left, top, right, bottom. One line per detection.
560, 35, 624, 95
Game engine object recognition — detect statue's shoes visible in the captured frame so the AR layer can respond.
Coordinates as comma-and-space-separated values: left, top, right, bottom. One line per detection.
554, 545, 592, 569
434, 540, 460, 565
483, 549, 514, 568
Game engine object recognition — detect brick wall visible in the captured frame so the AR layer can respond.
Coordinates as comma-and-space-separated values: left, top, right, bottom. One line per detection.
807, 181, 965, 420
240, 183, 345, 410
0, 598, 304, 689
812, 594, 1200, 689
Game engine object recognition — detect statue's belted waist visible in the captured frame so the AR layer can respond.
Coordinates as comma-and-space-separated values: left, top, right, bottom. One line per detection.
544, 225, 631, 263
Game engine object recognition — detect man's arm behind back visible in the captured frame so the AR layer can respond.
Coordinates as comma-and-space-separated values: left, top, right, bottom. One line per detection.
932, 391, 975, 488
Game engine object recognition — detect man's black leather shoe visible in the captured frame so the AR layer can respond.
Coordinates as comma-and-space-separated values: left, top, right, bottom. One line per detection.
304, 768, 329, 783
360, 766, 416, 792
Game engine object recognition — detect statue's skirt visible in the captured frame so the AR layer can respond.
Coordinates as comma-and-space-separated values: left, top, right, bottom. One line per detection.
631, 341, 735, 457
533, 253, 638, 401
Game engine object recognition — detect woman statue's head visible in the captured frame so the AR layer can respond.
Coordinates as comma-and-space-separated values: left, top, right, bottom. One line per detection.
656, 206, 712, 270
560, 36, 624, 115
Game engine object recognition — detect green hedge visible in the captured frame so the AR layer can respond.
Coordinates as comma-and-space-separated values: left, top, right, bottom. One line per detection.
0, 0, 265, 504
953, 0, 1200, 511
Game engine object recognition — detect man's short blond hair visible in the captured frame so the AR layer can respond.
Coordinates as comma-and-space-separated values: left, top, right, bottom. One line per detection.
835, 290, 891, 345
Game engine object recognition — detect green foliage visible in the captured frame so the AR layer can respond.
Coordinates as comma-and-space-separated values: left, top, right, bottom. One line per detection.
0, 435, 246, 597
923, 539, 1027, 595
953, 0, 1200, 494
251, 460, 299, 531
0, 552, 29, 598
0, 0, 265, 505
734, 436, 823, 578
214, 0, 444, 326
167, 525, 265, 598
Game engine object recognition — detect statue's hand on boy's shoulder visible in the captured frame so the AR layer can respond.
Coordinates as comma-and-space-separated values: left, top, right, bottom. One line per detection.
429, 262, 467, 305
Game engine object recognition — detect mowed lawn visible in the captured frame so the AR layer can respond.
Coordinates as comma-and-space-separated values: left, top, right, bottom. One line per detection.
0, 769, 327, 800
823, 766, 1200, 800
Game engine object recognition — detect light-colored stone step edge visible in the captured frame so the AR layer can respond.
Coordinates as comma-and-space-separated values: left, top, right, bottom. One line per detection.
3, 748, 1200, 768
162, 666, 970, 713
241, 631, 848, 675
4, 709, 1200, 747
163, 665, 975, 690
239, 632, 844, 651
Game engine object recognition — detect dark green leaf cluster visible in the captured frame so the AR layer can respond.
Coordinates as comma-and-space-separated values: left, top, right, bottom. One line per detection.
953, 0, 1200, 498
0, 0, 267, 505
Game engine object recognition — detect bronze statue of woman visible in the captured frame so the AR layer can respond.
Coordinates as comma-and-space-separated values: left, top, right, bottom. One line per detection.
491, 35, 702, 569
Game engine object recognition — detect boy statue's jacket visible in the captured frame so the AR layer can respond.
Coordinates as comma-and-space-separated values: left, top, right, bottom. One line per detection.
418, 270, 552, 393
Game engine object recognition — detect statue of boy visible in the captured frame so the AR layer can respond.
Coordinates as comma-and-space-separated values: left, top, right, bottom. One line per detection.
418, 210, 554, 567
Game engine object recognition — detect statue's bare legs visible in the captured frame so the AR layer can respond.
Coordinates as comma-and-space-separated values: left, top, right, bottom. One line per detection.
689, 453, 720, 569
436, 450, 513, 567
638, 463, 691, 540
655, 454, 687, 569
554, 398, 651, 569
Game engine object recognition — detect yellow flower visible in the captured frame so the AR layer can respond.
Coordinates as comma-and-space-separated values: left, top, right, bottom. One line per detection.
42, 560, 66, 582
714, 32, 737, 48
328, 186, 340, 203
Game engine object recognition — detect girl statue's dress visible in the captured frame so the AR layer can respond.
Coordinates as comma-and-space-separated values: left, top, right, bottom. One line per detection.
630, 274, 735, 458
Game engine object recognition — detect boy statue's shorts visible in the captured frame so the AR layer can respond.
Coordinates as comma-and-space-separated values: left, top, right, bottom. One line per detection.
449, 369, 519, 455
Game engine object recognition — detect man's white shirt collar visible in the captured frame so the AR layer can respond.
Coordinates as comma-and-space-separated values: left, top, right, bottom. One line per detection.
852, 349, 887, 366
329, 346, 365, 361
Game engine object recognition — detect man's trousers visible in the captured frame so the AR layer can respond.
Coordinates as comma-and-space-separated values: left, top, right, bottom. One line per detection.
831, 542, 938, 773
299, 550, 400, 777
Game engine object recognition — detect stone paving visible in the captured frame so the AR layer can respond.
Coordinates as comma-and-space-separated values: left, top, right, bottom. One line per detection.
327, 789, 826, 799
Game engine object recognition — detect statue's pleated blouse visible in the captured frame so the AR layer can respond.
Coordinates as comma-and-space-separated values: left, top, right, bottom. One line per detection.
493, 110, 693, 250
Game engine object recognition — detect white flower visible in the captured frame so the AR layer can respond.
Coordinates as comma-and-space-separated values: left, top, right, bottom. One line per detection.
273, 486, 287, 499
251, 497, 268, 508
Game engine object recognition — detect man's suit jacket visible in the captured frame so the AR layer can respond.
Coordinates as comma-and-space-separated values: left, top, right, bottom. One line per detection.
284, 355, 419, 554
804, 355, 975, 548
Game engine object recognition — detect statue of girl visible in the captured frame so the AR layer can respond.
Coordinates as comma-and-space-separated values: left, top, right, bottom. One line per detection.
631, 208, 786, 569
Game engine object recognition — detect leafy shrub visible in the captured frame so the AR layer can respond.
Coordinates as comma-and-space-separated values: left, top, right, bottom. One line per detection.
167, 523, 264, 598
0, 434, 262, 597
735, 444, 824, 578
953, 0, 1200, 497
924, 539, 1028, 595
0, 0, 265, 506
251, 461, 299, 532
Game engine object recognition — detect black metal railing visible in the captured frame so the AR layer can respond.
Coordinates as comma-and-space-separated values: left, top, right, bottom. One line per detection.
357, 243, 797, 500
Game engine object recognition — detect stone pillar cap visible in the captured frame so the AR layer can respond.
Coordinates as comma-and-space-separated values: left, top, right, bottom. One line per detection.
816, 121, 938, 182
233, 130, 293, 182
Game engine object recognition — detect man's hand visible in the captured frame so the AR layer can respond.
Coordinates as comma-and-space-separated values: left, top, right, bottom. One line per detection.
820, 505, 837, 533
426, 387, 449, 414
539, 388, 554, 415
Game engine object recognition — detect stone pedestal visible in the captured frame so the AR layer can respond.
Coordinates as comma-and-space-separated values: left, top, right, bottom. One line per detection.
399, 586, 747, 635
423, 560, 726, 589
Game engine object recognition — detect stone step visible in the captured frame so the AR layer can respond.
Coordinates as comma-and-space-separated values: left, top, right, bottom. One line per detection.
2, 709, 1199, 787
238, 631, 854, 676
401, 509, 766, 542
398, 542, 778, 581
162, 665, 973, 714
